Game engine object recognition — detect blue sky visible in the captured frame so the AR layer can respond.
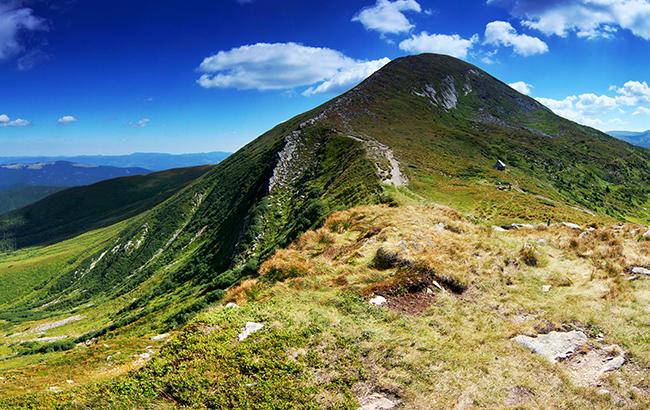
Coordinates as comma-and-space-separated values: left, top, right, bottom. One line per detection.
1, 0, 650, 155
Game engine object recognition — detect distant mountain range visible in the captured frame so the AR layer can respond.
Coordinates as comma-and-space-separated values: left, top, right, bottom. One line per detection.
0, 151, 231, 171
0, 161, 150, 189
607, 130, 650, 148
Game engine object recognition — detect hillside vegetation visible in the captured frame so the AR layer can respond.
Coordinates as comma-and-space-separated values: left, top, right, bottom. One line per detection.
0, 54, 649, 407
2, 204, 648, 408
0, 165, 211, 249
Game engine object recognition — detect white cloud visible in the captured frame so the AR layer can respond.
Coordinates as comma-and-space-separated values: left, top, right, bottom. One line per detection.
535, 79, 650, 130
131, 118, 150, 128
508, 81, 533, 95
488, 0, 650, 40
398, 32, 479, 58
633, 107, 650, 115
484, 21, 549, 56
0, 113, 30, 127
57, 115, 77, 125
352, 0, 422, 35
197, 42, 390, 96
302, 57, 390, 96
0, 2, 47, 60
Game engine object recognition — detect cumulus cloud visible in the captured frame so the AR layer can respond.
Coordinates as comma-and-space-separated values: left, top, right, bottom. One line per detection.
0, 113, 30, 127
197, 42, 390, 96
398, 32, 479, 58
302, 57, 390, 96
488, 0, 650, 40
0, 1, 47, 60
536, 79, 650, 129
131, 118, 150, 128
633, 107, 650, 115
484, 21, 549, 56
352, 0, 422, 35
57, 115, 77, 125
508, 81, 533, 95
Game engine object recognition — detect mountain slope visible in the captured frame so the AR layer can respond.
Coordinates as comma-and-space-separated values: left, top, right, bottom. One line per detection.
0, 166, 211, 249
4, 53, 650, 333
0, 152, 231, 171
1, 54, 650, 402
0, 186, 64, 214
0, 161, 149, 189
608, 130, 650, 148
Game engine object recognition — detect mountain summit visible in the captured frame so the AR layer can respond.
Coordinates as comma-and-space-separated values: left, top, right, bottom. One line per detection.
2, 53, 649, 362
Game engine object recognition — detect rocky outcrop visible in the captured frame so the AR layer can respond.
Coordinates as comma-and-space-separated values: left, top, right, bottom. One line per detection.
513, 330, 588, 363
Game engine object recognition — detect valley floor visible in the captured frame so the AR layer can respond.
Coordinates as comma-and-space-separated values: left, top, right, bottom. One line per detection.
1, 204, 649, 409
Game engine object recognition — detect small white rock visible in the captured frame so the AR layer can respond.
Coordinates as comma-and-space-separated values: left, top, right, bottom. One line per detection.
47, 386, 62, 393
359, 393, 398, 410
238, 322, 264, 341
643, 227, 650, 238
562, 222, 582, 230
631, 267, 650, 276
66, 379, 74, 385
225, 302, 239, 308
150, 333, 170, 341
139, 352, 151, 360
369, 295, 387, 306
542, 285, 551, 293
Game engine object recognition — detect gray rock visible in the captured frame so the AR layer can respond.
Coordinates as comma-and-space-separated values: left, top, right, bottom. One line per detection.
631, 266, 650, 276
369, 295, 387, 306
561, 222, 582, 230
237, 322, 264, 341
513, 330, 588, 363
359, 393, 398, 410
150, 333, 170, 341
643, 227, 650, 238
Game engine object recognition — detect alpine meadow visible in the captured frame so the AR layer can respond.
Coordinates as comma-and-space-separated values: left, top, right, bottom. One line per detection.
1, 1, 649, 409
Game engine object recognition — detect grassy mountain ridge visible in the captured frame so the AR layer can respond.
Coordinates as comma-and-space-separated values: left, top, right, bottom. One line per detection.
1, 53, 650, 405
0, 186, 64, 214
0, 166, 211, 250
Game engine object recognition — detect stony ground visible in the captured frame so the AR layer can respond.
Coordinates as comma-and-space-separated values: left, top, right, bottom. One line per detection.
6, 203, 647, 409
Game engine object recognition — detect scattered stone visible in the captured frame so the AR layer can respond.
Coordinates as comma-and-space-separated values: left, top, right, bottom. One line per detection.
492, 226, 507, 232
431, 280, 444, 292
513, 330, 588, 363
225, 302, 239, 308
33, 315, 84, 333
359, 393, 398, 410
85, 337, 98, 346
494, 160, 507, 171
150, 333, 170, 341
237, 322, 264, 341
578, 231, 589, 239
631, 267, 650, 276
565, 344, 626, 386
66, 380, 74, 385
561, 222, 582, 230
139, 352, 151, 360
598, 389, 610, 396
643, 227, 650, 238
501, 223, 536, 230
541, 285, 551, 293
369, 295, 387, 306
47, 386, 62, 393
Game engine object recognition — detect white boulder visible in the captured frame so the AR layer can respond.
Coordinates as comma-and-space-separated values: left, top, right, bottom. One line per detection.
369, 295, 387, 306
513, 330, 588, 363
238, 322, 264, 341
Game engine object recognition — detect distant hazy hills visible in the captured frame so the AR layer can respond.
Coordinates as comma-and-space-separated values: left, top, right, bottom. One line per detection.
0, 152, 230, 213
608, 130, 650, 148
0, 151, 231, 171
0, 161, 150, 189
